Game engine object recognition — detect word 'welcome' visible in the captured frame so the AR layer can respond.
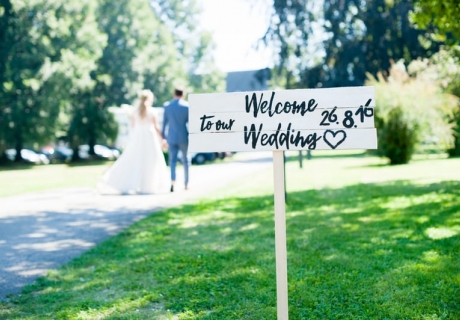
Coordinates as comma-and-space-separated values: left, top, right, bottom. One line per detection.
246, 92, 318, 118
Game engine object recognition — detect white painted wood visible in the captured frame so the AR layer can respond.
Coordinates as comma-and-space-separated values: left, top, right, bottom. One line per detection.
273, 150, 289, 320
189, 107, 375, 133
189, 128, 377, 152
189, 86, 375, 114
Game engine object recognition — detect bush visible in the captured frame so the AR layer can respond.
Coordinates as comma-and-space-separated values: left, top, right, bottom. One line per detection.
408, 48, 460, 157
376, 107, 418, 164
448, 108, 460, 157
367, 60, 458, 164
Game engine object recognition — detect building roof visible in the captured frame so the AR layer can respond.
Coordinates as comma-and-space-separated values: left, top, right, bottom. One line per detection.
225, 68, 271, 92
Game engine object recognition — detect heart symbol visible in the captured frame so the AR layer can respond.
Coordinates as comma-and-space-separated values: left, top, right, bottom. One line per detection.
324, 130, 347, 149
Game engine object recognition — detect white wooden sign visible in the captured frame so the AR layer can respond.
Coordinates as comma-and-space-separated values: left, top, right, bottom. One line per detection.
188, 86, 376, 320
189, 86, 377, 152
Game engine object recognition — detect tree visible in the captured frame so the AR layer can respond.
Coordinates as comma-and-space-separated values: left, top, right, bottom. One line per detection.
368, 60, 458, 164
410, 0, 460, 43
182, 31, 226, 95
67, 0, 179, 159
264, 0, 440, 89
0, 0, 17, 163
66, 0, 151, 160
149, 0, 226, 99
0, 0, 105, 162
407, 48, 460, 157
0, 0, 225, 163
66, 0, 225, 160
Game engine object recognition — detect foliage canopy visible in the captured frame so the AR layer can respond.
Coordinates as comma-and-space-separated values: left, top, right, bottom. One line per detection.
264, 0, 441, 89
410, 0, 460, 43
0, 0, 225, 161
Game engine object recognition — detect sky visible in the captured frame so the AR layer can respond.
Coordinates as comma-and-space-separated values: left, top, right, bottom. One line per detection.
199, 0, 274, 73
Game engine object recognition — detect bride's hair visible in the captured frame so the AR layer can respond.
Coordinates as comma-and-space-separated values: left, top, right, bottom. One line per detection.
138, 89, 154, 119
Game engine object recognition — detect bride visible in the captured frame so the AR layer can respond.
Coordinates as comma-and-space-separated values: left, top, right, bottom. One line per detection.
98, 89, 170, 194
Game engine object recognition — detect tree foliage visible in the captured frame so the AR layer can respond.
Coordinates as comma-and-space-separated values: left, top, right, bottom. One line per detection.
0, 0, 105, 162
407, 48, 460, 157
149, 0, 226, 99
264, 0, 440, 89
0, 0, 225, 163
367, 60, 458, 164
410, 0, 460, 43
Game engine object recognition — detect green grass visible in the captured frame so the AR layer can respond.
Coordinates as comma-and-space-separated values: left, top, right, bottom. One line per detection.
0, 161, 112, 197
1, 152, 459, 319
0, 156, 228, 198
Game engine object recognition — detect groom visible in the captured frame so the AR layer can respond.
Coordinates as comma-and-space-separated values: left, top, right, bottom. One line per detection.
162, 87, 190, 192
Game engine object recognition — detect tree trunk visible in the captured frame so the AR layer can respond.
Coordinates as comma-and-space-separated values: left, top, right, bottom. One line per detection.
71, 145, 81, 162
88, 123, 96, 157
0, 150, 8, 165
14, 133, 24, 163
88, 136, 96, 157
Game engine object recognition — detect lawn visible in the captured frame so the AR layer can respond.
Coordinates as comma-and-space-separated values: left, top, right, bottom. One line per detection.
0, 161, 112, 197
1, 151, 459, 319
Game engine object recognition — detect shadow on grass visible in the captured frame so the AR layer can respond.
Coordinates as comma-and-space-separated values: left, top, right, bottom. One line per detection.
2, 180, 460, 319
351, 154, 459, 169
0, 163, 36, 171
0, 159, 114, 171
285, 150, 369, 163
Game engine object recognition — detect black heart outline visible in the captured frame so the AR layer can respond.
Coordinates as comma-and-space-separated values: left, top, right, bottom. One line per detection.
324, 130, 347, 149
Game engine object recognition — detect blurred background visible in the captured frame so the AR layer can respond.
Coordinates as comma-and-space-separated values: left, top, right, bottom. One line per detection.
0, 0, 459, 167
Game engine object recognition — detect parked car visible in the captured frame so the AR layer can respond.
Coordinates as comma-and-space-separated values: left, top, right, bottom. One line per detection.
39, 146, 73, 163
174, 152, 215, 165
214, 152, 234, 160
191, 152, 216, 165
5, 149, 50, 165
171, 151, 234, 166
78, 144, 120, 160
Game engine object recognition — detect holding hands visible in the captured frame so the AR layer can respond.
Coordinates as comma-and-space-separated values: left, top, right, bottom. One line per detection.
161, 139, 168, 151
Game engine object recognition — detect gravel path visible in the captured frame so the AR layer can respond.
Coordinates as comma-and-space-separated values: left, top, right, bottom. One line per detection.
0, 152, 273, 300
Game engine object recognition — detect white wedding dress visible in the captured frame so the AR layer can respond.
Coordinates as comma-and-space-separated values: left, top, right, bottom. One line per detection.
98, 108, 170, 194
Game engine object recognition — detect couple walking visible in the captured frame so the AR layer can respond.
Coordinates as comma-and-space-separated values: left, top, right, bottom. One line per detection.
98, 87, 190, 194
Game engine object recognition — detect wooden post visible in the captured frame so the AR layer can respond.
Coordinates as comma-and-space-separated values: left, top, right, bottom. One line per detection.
273, 150, 289, 319
283, 151, 287, 203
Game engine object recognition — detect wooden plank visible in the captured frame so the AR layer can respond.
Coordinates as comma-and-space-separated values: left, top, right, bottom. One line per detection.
189, 107, 375, 133
273, 150, 289, 320
189, 128, 377, 152
189, 86, 375, 114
